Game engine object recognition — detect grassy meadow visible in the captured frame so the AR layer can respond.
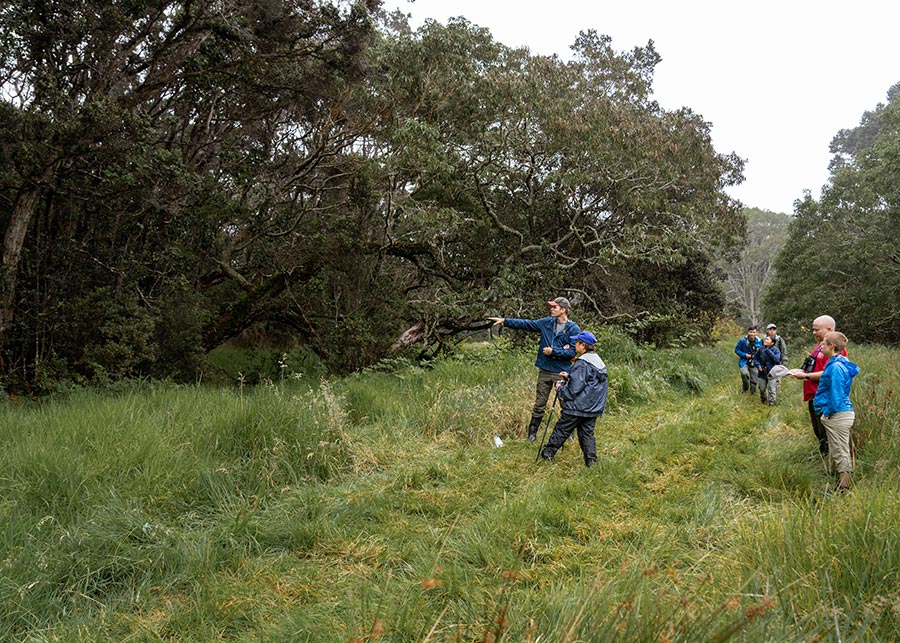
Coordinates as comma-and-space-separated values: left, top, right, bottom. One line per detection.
2, 332, 900, 642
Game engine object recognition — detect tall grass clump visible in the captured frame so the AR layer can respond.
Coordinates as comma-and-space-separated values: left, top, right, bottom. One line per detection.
0, 379, 356, 640
845, 344, 900, 478
738, 487, 900, 639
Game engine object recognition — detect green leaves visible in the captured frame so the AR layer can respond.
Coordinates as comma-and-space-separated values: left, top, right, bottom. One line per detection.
764, 82, 900, 343
3, 4, 750, 389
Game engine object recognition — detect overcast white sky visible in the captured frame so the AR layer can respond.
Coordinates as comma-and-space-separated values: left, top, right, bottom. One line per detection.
383, 0, 900, 214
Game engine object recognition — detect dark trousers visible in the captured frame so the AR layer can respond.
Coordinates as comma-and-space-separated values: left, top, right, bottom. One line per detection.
540, 412, 598, 467
808, 399, 828, 455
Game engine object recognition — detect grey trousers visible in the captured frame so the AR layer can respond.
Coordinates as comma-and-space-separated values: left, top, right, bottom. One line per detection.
739, 364, 758, 393
759, 374, 778, 404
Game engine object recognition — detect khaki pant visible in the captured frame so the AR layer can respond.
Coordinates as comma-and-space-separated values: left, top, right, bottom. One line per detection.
531, 368, 565, 420
821, 411, 855, 474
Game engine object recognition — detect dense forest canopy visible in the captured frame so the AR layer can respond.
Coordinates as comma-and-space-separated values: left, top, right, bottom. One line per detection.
762, 82, 900, 343
1, 0, 752, 390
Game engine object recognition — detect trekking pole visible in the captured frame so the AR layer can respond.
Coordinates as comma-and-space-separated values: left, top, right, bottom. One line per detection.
535, 387, 560, 462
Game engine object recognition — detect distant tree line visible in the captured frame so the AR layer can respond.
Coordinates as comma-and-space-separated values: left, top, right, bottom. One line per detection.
763, 83, 900, 344
721, 207, 790, 327
0, 0, 746, 390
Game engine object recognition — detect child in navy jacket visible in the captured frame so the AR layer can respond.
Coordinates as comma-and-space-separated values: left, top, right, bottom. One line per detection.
539, 331, 607, 467
754, 335, 782, 405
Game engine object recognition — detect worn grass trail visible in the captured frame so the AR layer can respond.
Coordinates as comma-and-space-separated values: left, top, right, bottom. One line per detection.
1, 342, 898, 642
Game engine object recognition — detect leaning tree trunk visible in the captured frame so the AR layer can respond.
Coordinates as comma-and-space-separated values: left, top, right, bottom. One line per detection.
0, 185, 44, 354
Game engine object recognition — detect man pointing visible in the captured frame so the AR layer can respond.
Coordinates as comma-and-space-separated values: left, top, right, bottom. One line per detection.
489, 297, 581, 441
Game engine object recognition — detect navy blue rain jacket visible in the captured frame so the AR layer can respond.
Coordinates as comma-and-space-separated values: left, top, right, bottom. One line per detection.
503, 316, 580, 372
753, 346, 781, 376
558, 352, 608, 417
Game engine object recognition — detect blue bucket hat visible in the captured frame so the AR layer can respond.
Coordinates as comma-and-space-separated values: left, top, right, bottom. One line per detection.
571, 331, 597, 345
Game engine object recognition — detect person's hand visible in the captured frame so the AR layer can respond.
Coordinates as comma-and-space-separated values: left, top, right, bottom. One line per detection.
488, 317, 504, 325
787, 369, 806, 379
542, 347, 553, 356
554, 379, 565, 389
559, 372, 569, 379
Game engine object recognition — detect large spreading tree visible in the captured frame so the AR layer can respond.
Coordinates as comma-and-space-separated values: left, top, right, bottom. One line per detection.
1, 5, 746, 389
1, 0, 379, 382
352, 21, 745, 351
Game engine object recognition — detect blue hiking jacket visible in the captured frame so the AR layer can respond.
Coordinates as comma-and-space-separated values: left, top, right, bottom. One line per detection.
753, 345, 781, 376
814, 355, 860, 417
734, 335, 762, 367
558, 352, 608, 417
503, 316, 580, 372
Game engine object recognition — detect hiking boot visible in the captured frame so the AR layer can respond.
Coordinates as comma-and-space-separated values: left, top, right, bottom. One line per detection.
526, 416, 542, 442
837, 472, 851, 491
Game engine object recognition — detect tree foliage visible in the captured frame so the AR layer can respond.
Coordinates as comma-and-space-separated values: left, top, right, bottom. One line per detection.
355, 21, 744, 350
763, 82, 900, 343
1, 4, 746, 390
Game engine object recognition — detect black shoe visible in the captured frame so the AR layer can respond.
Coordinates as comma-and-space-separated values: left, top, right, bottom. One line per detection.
526, 417, 541, 442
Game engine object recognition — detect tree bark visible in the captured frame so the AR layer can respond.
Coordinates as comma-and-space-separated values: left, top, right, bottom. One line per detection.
0, 185, 44, 350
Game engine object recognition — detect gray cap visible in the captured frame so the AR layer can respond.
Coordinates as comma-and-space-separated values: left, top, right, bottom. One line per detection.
548, 297, 571, 309
766, 323, 777, 330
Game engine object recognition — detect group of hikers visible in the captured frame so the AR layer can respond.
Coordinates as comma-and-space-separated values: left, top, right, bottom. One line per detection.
490, 300, 859, 493
735, 315, 859, 492
734, 323, 787, 405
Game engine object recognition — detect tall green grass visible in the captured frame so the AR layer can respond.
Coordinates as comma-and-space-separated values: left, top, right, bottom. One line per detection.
1, 338, 898, 642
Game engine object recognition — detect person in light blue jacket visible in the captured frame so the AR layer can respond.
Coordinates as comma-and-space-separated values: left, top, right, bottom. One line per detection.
813, 331, 860, 491
489, 297, 580, 441
540, 331, 607, 467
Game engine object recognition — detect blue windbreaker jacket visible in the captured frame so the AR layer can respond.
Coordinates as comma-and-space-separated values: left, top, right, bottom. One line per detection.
502, 316, 580, 372
558, 352, 608, 417
734, 335, 762, 367
813, 355, 860, 417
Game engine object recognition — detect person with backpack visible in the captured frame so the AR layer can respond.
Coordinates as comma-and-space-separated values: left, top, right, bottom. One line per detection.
734, 325, 763, 395
765, 323, 787, 365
